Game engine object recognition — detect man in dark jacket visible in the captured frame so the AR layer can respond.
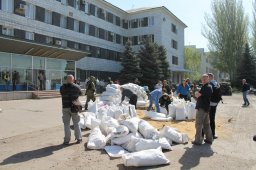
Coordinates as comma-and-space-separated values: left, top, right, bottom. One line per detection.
242, 79, 250, 107
120, 87, 138, 108
192, 74, 213, 145
60, 75, 82, 145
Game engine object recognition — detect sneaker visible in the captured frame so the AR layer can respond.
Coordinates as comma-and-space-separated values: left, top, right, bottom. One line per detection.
213, 136, 218, 139
63, 141, 69, 145
204, 140, 212, 145
247, 103, 250, 106
76, 139, 82, 144
192, 141, 202, 145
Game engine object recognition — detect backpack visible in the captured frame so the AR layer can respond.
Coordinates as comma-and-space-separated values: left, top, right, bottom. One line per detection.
210, 82, 222, 103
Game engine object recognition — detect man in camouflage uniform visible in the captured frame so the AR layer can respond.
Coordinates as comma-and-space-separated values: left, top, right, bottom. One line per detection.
84, 76, 96, 110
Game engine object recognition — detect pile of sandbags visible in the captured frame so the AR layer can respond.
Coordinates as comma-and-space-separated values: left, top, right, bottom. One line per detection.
167, 98, 197, 121
78, 95, 189, 167
100, 84, 121, 105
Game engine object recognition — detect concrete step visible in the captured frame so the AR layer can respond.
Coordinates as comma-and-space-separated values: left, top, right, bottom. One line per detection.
32, 91, 61, 99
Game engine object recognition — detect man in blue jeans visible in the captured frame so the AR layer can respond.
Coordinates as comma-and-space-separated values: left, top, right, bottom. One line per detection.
242, 79, 250, 107
147, 88, 165, 113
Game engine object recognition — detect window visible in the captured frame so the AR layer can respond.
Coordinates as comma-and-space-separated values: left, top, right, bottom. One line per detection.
98, 28, 105, 39
172, 40, 178, 49
67, 0, 75, 8
172, 24, 177, 33
89, 4, 96, 16
149, 16, 154, 26
131, 19, 138, 28
115, 16, 121, 26
89, 25, 96, 36
116, 34, 121, 44
14, 29, 25, 40
14, 0, 25, 16
106, 12, 114, 23
52, 12, 61, 27
108, 31, 114, 42
172, 56, 178, 65
56, 0, 61, 2
34, 33, 47, 44
122, 20, 128, 29
97, 8, 105, 20
141, 17, 148, 27
35, 6, 45, 22
132, 36, 138, 45
45, 10, 52, 24
123, 36, 128, 45
25, 32, 34, 40
79, 21, 85, 33
0, 0, 2, 10
67, 17, 74, 30
80, 3, 85, 11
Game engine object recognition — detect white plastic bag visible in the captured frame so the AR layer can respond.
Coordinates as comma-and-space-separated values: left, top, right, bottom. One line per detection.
119, 117, 141, 133
135, 137, 172, 151
151, 117, 173, 122
87, 127, 106, 150
160, 106, 168, 115
100, 116, 119, 135
176, 107, 187, 121
159, 126, 188, 144
138, 120, 159, 139
88, 102, 97, 113
187, 102, 196, 120
91, 118, 101, 129
121, 136, 140, 153
122, 147, 170, 167
168, 104, 176, 119
111, 125, 129, 138
144, 111, 166, 119
112, 133, 141, 145
104, 145, 129, 158
78, 115, 86, 130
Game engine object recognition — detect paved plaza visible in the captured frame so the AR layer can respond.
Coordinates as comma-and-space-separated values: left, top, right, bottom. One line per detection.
0, 94, 256, 170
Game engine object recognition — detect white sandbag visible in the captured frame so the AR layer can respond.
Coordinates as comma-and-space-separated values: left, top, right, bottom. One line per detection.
88, 102, 97, 113
111, 125, 129, 138
97, 107, 108, 120
159, 126, 188, 144
168, 104, 176, 119
106, 86, 118, 93
187, 102, 196, 120
137, 100, 148, 107
121, 136, 140, 153
87, 127, 106, 150
78, 115, 86, 130
144, 111, 166, 119
122, 147, 170, 167
138, 120, 159, 139
104, 145, 129, 158
114, 109, 124, 119
91, 118, 101, 129
135, 137, 172, 151
128, 105, 137, 117
176, 107, 187, 121
151, 117, 173, 122
112, 133, 141, 145
160, 107, 168, 115
100, 116, 120, 135
109, 84, 120, 89
119, 117, 141, 133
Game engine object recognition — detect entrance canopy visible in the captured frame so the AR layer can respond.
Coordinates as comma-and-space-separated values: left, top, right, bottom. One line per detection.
0, 36, 89, 61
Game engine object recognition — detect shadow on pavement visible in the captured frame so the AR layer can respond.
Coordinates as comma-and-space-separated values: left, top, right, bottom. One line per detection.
117, 163, 170, 170
179, 144, 214, 170
0, 144, 65, 165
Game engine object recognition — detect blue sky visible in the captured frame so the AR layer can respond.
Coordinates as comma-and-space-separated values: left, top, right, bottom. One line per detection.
106, 0, 254, 51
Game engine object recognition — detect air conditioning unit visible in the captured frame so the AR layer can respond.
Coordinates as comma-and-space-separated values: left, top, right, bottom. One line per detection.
19, 4, 26, 10
55, 40, 62, 45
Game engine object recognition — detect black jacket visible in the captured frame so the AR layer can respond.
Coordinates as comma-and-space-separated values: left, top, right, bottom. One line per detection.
196, 83, 212, 112
121, 89, 136, 102
242, 83, 250, 92
162, 84, 171, 95
60, 83, 82, 108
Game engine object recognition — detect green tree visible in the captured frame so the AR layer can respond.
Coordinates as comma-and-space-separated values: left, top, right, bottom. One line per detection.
119, 40, 141, 84
236, 43, 256, 87
203, 0, 248, 83
138, 39, 160, 90
157, 45, 171, 79
184, 47, 201, 81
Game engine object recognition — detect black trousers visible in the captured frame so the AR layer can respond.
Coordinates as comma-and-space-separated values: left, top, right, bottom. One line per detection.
129, 94, 138, 109
179, 94, 188, 101
209, 106, 217, 137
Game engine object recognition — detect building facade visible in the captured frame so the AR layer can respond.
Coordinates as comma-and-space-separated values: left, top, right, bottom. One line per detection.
0, 0, 187, 91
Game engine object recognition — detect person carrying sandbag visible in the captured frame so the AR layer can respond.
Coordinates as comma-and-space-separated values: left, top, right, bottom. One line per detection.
159, 93, 172, 113
84, 76, 96, 110
120, 87, 138, 108
147, 88, 166, 113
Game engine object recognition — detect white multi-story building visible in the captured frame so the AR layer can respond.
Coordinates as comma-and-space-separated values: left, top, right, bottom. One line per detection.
0, 0, 187, 91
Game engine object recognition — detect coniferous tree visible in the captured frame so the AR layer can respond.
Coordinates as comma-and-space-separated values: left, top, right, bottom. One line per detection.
236, 43, 256, 87
119, 40, 141, 84
138, 39, 160, 90
157, 45, 170, 79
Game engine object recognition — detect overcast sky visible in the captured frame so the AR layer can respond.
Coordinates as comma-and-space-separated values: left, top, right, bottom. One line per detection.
106, 0, 254, 51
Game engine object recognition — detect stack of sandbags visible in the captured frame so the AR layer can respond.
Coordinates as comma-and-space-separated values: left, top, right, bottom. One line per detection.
121, 83, 148, 106
159, 126, 189, 144
144, 111, 172, 122
100, 84, 121, 105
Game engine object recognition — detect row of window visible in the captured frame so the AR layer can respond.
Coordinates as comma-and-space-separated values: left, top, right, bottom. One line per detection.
0, 26, 122, 61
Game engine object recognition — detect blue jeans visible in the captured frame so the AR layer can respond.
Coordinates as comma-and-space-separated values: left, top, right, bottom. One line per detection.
147, 95, 160, 113
243, 91, 249, 105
